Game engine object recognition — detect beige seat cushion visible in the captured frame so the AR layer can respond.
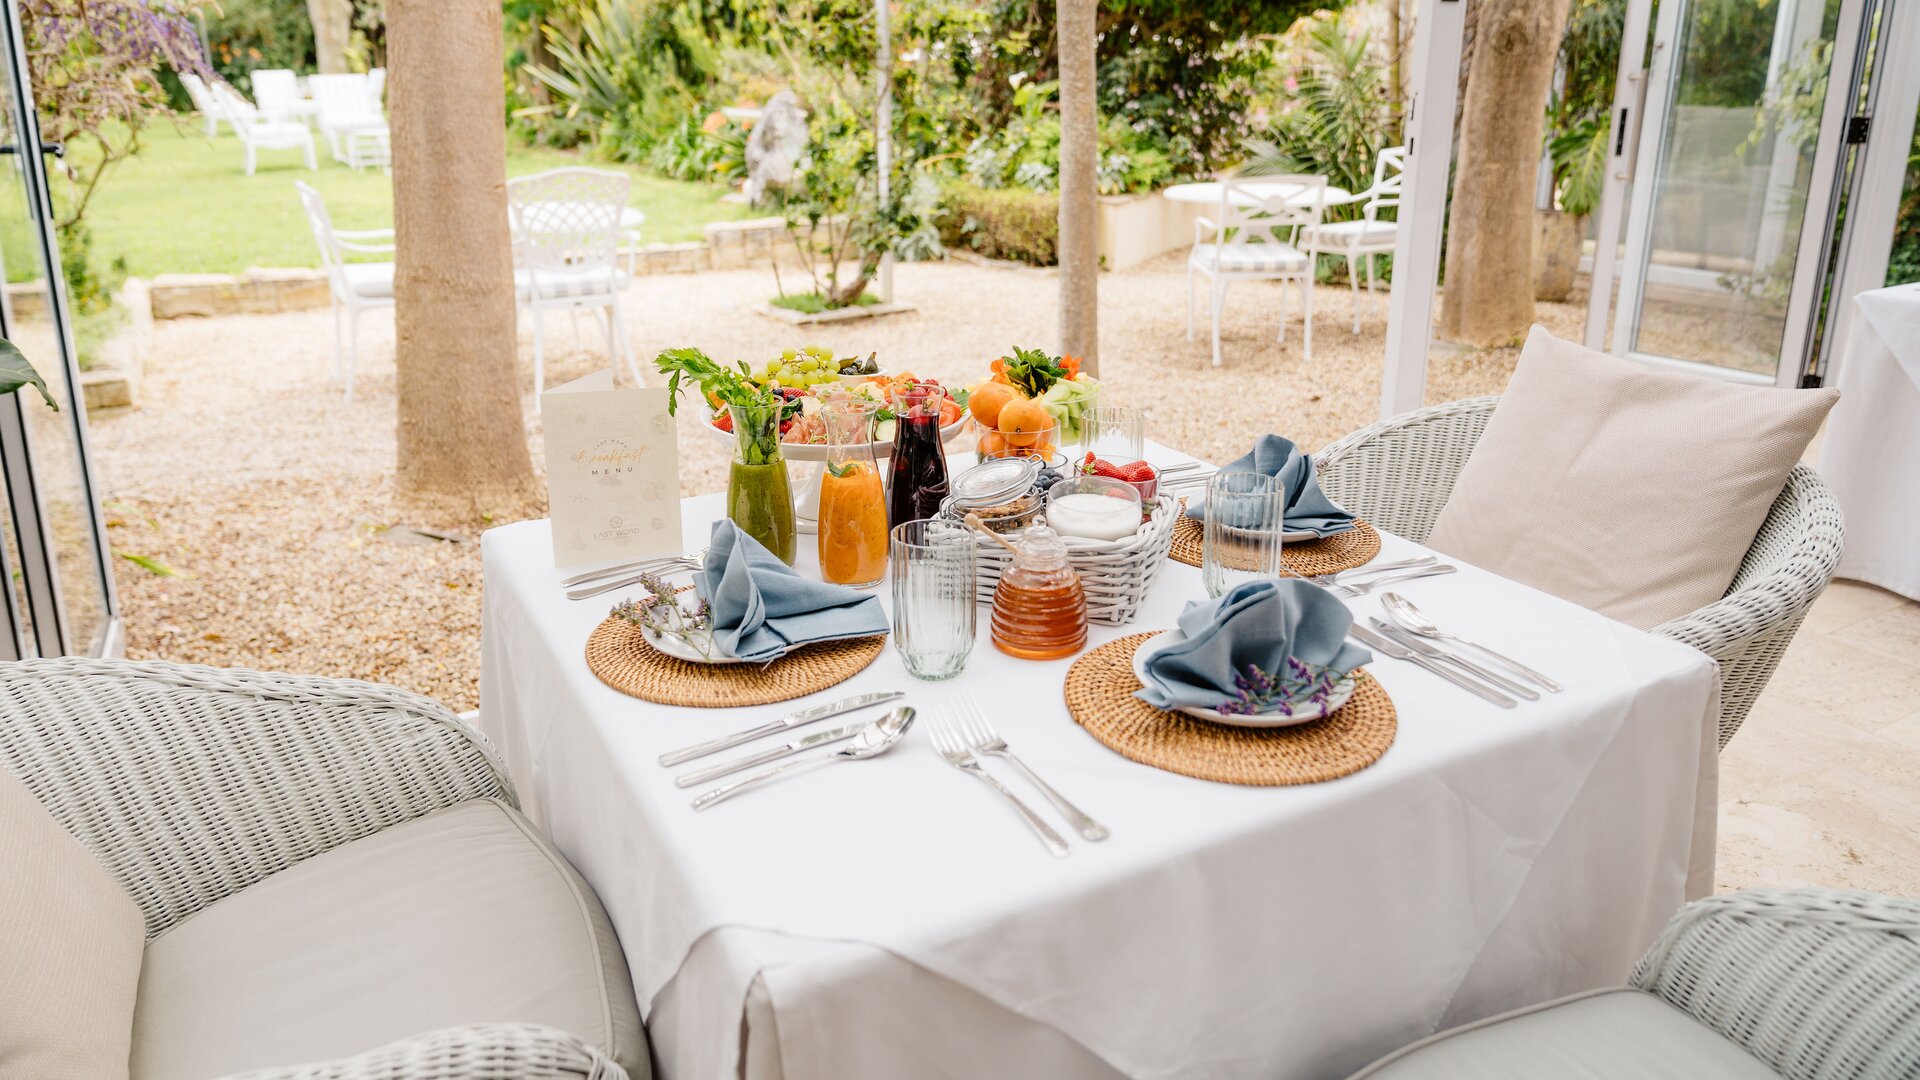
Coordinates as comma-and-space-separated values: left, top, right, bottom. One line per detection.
1426, 327, 1838, 629
0, 770, 145, 1080
131, 798, 648, 1080
1348, 988, 1780, 1079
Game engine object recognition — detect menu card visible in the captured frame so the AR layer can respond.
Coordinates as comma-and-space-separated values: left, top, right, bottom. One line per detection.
542, 370, 682, 568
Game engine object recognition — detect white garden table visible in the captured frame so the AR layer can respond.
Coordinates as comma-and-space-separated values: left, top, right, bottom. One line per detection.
478, 438, 1720, 1080
1162, 179, 1356, 209
1823, 284, 1920, 601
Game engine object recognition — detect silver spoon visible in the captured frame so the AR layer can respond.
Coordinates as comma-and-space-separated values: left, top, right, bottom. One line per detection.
1379, 593, 1563, 693
691, 706, 916, 810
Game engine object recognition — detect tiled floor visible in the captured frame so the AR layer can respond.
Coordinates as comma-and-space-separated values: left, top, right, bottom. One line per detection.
1717, 580, 1920, 893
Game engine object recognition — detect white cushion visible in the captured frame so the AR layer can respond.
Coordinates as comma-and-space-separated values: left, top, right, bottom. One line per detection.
1426, 326, 1837, 629
1349, 988, 1779, 1080
0, 770, 146, 1080
339, 261, 395, 298
1189, 241, 1308, 273
517, 264, 623, 300
130, 798, 648, 1080
1302, 220, 1398, 247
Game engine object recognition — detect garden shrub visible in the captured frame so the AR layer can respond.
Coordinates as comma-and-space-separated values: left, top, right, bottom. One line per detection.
939, 183, 1058, 266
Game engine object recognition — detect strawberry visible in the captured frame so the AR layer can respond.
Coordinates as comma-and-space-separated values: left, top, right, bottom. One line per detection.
1121, 461, 1156, 483
714, 410, 734, 433
1080, 452, 1127, 479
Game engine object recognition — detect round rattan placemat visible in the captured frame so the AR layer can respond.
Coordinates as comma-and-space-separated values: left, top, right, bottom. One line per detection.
1064, 632, 1396, 786
1169, 513, 1382, 577
585, 616, 887, 708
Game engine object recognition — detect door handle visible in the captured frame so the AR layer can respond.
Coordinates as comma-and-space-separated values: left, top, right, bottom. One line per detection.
0, 142, 64, 158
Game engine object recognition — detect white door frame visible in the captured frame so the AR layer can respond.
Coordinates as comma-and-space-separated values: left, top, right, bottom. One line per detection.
1818, 0, 1920, 386
1582, 0, 1655, 350
1611, 0, 1872, 387
1377, 0, 1467, 420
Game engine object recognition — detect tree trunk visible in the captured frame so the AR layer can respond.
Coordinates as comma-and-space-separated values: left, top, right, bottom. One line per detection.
389, 0, 538, 520
1055, 0, 1099, 375
1438, 0, 1572, 346
306, 0, 353, 74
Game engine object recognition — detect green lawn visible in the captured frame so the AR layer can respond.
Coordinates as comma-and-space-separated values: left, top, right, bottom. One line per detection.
73, 123, 757, 278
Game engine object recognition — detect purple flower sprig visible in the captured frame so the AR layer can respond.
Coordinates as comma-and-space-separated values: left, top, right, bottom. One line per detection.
1215, 656, 1342, 717
611, 574, 714, 656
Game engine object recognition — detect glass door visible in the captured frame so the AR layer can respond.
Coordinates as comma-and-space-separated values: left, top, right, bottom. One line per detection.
0, 0, 117, 658
1613, 0, 1865, 385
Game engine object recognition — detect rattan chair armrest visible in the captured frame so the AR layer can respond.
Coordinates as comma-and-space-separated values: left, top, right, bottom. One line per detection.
0, 658, 514, 938
1631, 888, 1920, 1079
216, 1024, 631, 1080
1312, 396, 1499, 543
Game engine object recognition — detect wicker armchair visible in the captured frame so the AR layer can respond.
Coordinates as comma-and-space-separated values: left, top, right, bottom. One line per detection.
1315, 397, 1845, 748
0, 658, 637, 1080
1350, 888, 1920, 1079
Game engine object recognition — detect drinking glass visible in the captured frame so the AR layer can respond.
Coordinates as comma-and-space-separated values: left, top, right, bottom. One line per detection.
1081, 405, 1145, 463
889, 519, 978, 680
1201, 472, 1284, 598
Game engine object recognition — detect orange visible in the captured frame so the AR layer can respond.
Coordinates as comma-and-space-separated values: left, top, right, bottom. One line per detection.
969, 381, 1016, 428
997, 398, 1050, 449
976, 429, 1009, 457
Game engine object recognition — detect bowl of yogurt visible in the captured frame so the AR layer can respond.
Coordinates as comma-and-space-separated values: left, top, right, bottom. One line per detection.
1044, 475, 1143, 542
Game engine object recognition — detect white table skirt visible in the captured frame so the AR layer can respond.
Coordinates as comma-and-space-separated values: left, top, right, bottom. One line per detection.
480, 452, 1719, 1080
1823, 285, 1920, 601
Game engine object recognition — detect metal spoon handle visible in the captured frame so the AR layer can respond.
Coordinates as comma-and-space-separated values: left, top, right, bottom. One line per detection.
691, 748, 844, 810
1452, 638, 1564, 693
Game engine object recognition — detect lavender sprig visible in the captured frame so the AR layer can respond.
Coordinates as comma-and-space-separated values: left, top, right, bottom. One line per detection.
1214, 657, 1343, 717
611, 574, 714, 657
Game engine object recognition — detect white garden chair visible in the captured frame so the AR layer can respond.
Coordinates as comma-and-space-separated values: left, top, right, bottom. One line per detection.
177, 71, 241, 137
310, 73, 389, 169
296, 182, 395, 402
219, 83, 316, 176
507, 168, 639, 405
1187, 173, 1328, 367
248, 68, 305, 125
1299, 146, 1405, 334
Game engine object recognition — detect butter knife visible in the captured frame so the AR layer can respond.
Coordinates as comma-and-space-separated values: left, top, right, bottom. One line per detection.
1367, 618, 1541, 702
657, 691, 904, 767
674, 720, 868, 787
1348, 624, 1517, 708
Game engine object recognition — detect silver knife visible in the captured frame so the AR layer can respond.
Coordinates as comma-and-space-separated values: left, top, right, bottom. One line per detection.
1348, 624, 1517, 709
674, 721, 868, 787
1367, 618, 1541, 702
657, 691, 904, 767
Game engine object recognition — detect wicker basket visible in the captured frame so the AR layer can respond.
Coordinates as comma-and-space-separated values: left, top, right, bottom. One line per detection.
968, 494, 1179, 625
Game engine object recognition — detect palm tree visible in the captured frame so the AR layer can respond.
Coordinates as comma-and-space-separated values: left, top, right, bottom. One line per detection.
1056, 0, 1099, 374
388, 0, 539, 518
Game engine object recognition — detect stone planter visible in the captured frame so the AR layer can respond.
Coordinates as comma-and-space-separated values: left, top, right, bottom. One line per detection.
1533, 209, 1585, 302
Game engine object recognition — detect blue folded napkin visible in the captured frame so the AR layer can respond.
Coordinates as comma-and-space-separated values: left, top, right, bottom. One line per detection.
1182, 434, 1355, 537
695, 520, 891, 662
1134, 579, 1372, 715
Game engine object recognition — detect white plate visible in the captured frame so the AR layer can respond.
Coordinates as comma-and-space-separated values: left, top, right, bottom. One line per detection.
639, 624, 808, 666
1130, 629, 1357, 728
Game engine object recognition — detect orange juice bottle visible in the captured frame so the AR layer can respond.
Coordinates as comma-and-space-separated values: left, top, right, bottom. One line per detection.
818, 398, 889, 588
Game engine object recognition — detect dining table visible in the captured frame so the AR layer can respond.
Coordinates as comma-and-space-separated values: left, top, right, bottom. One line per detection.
478, 437, 1721, 1080
1823, 283, 1920, 601
1161, 179, 1357, 210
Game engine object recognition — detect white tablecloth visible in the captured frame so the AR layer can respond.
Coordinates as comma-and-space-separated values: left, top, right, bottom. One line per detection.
1162, 180, 1356, 208
479, 446, 1719, 1080
1824, 285, 1920, 600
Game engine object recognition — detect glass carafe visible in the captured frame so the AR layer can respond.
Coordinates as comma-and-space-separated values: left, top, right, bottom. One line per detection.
817, 397, 889, 588
888, 382, 950, 526
727, 402, 797, 565
990, 525, 1088, 660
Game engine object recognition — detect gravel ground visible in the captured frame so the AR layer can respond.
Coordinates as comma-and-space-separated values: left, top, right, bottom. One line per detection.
94, 252, 1585, 709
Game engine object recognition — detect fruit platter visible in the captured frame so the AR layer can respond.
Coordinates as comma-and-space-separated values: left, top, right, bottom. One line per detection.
964, 346, 1100, 461
696, 346, 967, 463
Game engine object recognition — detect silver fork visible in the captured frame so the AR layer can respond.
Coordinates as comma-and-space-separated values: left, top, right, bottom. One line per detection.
1328, 564, 1457, 597
561, 547, 709, 590
566, 554, 708, 601
957, 698, 1108, 841
928, 716, 1071, 858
